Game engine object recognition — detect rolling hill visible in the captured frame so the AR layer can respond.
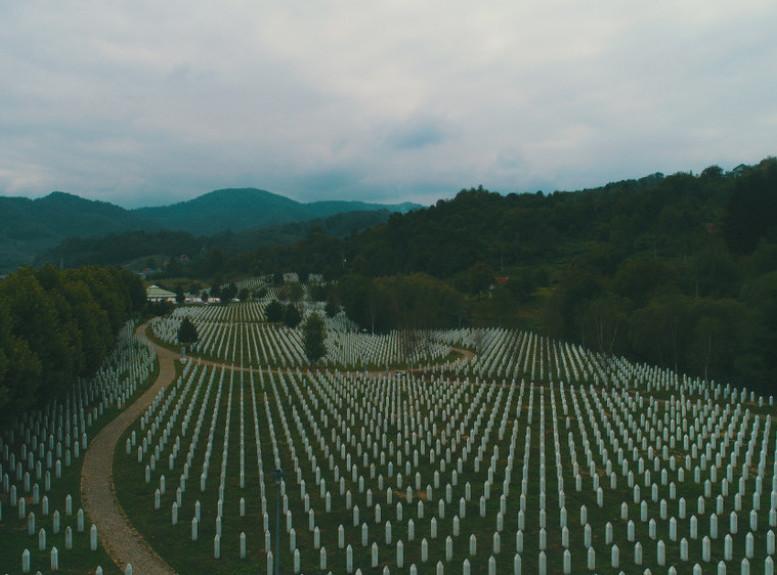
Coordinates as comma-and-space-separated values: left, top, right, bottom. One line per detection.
0, 188, 419, 273
0, 192, 159, 272
133, 188, 418, 235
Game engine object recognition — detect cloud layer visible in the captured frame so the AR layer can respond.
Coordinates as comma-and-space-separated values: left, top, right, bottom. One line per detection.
1, 1, 775, 207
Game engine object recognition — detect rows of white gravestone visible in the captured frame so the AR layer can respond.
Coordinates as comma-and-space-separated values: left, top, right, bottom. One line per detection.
323, 330, 451, 369
119, 322, 777, 574
436, 327, 600, 386
127, 356, 532, 572
550, 374, 777, 573
153, 306, 308, 368
162, 297, 465, 371
328, 332, 768, 572
299, 300, 330, 327
172, 294, 278, 324
227, 308, 303, 366
323, 309, 359, 333
232, 276, 267, 299
445, 326, 768, 417
1, 321, 155, 574
276, 272, 322, 286
275, 272, 323, 287
261, 272, 320, 287
130, 361, 251, 544
254, 325, 286, 370
278, 368, 553, 572
158, 304, 456, 370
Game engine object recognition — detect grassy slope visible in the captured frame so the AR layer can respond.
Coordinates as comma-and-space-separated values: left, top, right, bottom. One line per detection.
0, 356, 158, 574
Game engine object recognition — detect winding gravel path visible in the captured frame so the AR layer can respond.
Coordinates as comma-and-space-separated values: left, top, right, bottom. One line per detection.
80, 323, 179, 575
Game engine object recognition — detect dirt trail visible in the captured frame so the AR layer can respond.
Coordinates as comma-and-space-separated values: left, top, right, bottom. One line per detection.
80, 322, 179, 575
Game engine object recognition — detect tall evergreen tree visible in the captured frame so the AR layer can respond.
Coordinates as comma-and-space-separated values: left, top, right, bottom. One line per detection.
302, 313, 327, 364
284, 304, 302, 328
265, 299, 284, 323
175, 284, 186, 304
177, 318, 199, 359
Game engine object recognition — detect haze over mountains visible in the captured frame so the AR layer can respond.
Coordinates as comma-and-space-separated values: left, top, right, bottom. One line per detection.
134, 188, 418, 235
0, 188, 419, 273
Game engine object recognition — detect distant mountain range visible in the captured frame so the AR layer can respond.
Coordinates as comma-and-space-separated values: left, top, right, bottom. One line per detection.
134, 188, 418, 235
0, 188, 419, 273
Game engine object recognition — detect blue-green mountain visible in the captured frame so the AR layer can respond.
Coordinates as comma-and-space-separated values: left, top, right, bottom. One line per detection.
0, 188, 419, 272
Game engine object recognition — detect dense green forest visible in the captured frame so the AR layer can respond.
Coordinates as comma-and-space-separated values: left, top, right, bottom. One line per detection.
0, 192, 159, 272
238, 158, 777, 393
0, 187, 417, 272
36, 209, 395, 270
15, 158, 777, 399
0, 265, 146, 414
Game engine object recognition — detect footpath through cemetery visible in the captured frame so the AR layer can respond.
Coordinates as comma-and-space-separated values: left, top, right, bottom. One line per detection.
3, 276, 777, 574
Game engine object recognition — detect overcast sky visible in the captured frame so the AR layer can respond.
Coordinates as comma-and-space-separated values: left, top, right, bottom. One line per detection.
1, 1, 775, 208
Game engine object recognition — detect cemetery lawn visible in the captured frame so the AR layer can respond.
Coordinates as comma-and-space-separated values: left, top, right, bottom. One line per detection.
113, 352, 777, 574
114, 365, 267, 575
104, 304, 777, 574
0, 351, 158, 575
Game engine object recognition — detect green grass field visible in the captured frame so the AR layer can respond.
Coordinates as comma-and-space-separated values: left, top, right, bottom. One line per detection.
5, 309, 777, 575
113, 339, 777, 574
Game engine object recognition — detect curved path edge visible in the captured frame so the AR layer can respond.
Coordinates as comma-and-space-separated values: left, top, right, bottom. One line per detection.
81, 321, 180, 575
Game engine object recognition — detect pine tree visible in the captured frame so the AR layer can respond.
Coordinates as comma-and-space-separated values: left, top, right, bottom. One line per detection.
284, 304, 302, 328
265, 300, 284, 323
302, 313, 327, 364
177, 317, 198, 359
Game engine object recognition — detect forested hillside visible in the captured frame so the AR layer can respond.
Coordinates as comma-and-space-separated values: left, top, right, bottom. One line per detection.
0, 192, 158, 272
217, 158, 777, 392
37, 209, 395, 270
133, 188, 418, 235
0, 265, 146, 414
0, 188, 418, 272
8, 159, 777, 398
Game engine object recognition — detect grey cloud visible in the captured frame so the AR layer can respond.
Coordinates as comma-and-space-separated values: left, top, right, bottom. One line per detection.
385, 117, 450, 151
1, 1, 776, 208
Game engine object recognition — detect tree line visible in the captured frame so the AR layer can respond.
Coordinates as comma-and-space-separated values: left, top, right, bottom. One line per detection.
165, 157, 776, 392
0, 265, 146, 414
23, 157, 777, 395
37, 210, 393, 272
290, 158, 776, 393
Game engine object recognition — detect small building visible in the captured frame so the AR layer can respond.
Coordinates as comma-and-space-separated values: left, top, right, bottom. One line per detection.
146, 284, 177, 303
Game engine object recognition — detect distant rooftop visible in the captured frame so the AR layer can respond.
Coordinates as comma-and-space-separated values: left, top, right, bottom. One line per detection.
146, 284, 176, 301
